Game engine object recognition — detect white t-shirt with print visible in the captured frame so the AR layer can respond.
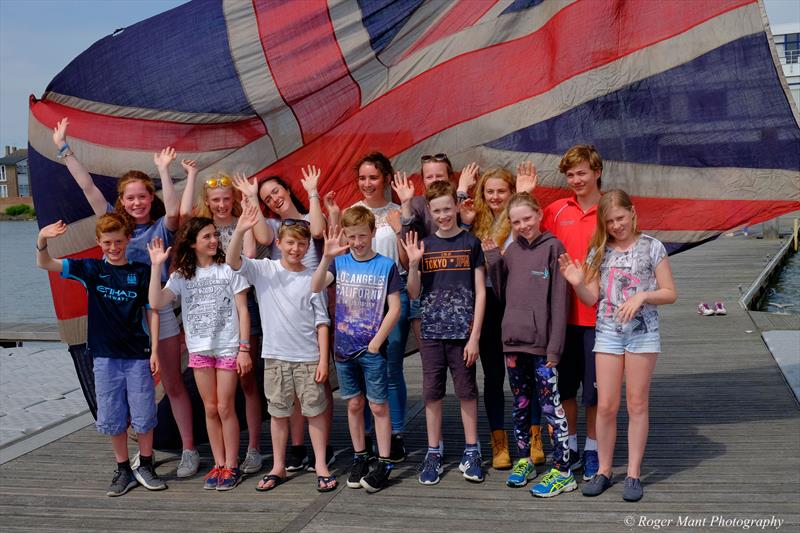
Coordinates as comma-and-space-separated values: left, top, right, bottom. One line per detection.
236, 257, 330, 362
165, 263, 249, 354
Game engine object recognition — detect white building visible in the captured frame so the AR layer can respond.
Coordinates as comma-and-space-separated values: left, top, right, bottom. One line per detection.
772, 22, 800, 107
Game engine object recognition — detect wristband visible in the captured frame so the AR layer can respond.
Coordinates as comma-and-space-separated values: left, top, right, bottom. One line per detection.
57, 149, 74, 160
36, 242, 48, 252
238, 347, 250, 352
57, 144, 69, 154
239, 340, 250, 346
308, 192, 319, 200
456, 190, 469, 202
400, 214, 415, 226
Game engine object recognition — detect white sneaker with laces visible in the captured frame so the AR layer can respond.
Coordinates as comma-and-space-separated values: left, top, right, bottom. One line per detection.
240, 448, 263, 474
714, 301, 727, 315
697, 302, 714, 316
176, 448, 200, 478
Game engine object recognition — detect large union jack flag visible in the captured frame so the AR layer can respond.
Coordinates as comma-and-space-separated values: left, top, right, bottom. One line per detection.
28, 0, 800, 344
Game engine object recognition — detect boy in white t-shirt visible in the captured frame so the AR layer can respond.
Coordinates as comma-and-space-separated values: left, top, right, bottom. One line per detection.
227, 204, 336, 493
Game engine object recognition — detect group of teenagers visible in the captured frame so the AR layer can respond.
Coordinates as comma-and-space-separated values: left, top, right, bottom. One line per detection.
36, 117, 676, 503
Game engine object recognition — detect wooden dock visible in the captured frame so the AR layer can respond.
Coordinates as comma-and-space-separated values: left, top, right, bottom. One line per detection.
0, 322, 60, 347
0, 232, 798, 532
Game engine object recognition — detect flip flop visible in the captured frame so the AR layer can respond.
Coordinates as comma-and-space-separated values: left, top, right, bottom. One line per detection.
316, 475, 337, 493
256, 474, 286, 492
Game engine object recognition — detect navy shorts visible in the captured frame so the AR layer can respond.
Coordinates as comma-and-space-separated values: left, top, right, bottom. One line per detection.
556, 325, 597, 406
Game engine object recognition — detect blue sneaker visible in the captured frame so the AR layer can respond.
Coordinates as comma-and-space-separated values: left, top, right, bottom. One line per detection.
506, 459, 536, 487
530, 468, 577, 498
418, 452, 443, 485
582, 450, 599, 481
459, 449, 484, 483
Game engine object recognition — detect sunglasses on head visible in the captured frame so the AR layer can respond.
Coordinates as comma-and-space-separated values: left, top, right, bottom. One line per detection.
281, 218, 310, 228
205, 176, 232, 188
421, 153, 449, 163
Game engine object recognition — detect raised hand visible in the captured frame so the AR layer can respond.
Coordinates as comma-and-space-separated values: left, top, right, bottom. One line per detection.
391, 171, 415, 204
236, 202, 259, 232
180, 159, 198, 178
481, 238, 498, 253
322, 225, 350, 259
457, 162, 480, 193
39, 220, 68, 240
323, 191, 340, 220
300, 164, 321, 194
52, 118, 69, 148
387, 208, 402, 234
515, 160, 538, 194
400, 231, 424, 266
231, 172, 258, 198
154, 147, 177, 170
459, 198, 476, 226
558, 252, 584, 286
147, 237, 172, 265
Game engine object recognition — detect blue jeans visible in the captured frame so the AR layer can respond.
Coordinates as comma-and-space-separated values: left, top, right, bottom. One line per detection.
336, 352, 389, 404
385, 287, 411, 432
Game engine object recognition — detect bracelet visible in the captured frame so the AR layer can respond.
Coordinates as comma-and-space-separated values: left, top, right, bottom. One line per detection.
57, 149, 74, 160
36, 242, 47, 252
239, 340, 250, 346
57, 144, 70, 154
308, 192, 319, 200
238, 348, 250, 352
456, 190, 469, 202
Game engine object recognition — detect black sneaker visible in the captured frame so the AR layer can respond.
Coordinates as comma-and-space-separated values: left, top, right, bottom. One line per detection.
286, 445, 309, 472
107, 468, 138, 497
567, 449, 583, 473
307, 445, 337, 472
133, 463, 167, 491
347, 453, 370, 488
388, 434, 406, 463
360, 460, 393, 493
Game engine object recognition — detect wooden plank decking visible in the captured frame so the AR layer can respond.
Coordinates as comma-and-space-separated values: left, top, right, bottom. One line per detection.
1, 233, 798, 532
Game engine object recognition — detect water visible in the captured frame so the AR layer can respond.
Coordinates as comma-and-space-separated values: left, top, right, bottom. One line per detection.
0, 220, 57, 324
760, 249, 800, 315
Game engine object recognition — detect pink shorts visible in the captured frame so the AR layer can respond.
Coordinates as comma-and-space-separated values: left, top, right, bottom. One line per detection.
188, 353, 238, 371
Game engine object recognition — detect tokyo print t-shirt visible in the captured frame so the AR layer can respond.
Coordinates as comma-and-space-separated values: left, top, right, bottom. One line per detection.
591, 234, 667, 335
328, 252, 401, 362
419, 230, 484, 340
165, 263, 249, 353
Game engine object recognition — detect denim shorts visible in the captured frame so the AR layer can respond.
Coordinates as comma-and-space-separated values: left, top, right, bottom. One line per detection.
93, 357, 157, 436
335, 352, 388, 404
593, 330, 661, 355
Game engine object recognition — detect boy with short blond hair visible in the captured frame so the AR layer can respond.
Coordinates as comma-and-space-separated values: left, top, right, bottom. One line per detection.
36, 213, 164, 497
403, 180, 487, 485
312, 205, 401, 493
227, 205, 335, 492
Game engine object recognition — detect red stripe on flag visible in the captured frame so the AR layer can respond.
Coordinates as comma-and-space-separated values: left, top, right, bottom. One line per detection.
31, 99, 266, 152
252, 0, 755, 209
48, 247, 103, 321
253, 0, 361, 144
400, 0, 499, 61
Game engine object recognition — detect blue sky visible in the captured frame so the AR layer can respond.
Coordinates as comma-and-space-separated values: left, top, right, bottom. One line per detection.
1, 0, 798, 151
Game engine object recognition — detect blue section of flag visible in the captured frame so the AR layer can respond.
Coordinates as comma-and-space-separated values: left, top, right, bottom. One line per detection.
486, 34, 800, 171
357, 0, 424, 55
45, 0, 253, 115
29, 145, 118, 227
501, 0, 546, 16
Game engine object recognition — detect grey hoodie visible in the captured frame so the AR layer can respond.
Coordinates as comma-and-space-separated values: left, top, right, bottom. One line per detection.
484, 231, 569, 363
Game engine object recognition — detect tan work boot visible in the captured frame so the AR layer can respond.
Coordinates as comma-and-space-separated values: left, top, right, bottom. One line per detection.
530, 425, 546, 465
490, 429, 512, 470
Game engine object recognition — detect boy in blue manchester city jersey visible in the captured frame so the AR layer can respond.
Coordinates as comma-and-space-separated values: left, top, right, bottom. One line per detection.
36, 213, 164, 497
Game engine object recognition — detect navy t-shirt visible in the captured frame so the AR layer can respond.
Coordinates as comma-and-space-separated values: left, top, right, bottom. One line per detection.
62, 259, 152, 359
328, 252, 401, 362
420, 230, 484, 340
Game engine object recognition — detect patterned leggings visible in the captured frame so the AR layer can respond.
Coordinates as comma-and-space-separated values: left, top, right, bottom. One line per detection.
505, 353, 570, 471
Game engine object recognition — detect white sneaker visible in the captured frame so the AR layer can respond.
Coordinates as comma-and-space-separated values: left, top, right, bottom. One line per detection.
176, 449, 200, 478
714, 301, 727, 315
240, 448, 263, 474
